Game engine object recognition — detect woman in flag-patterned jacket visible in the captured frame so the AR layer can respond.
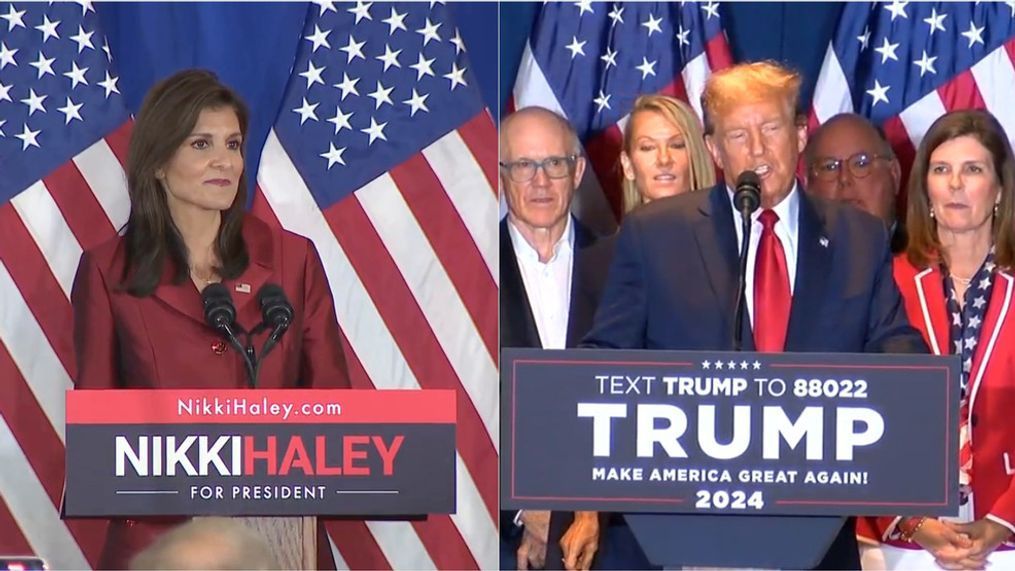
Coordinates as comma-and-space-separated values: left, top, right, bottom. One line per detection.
858, 110, 1015, 569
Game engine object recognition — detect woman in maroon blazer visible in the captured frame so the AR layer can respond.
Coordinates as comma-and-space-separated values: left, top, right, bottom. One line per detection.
858, 110, 1015, 569
70, 69, 350, 568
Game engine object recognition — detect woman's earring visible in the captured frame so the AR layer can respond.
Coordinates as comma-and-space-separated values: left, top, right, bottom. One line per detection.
930, 208, 935, 219
995, 202, 1000, 217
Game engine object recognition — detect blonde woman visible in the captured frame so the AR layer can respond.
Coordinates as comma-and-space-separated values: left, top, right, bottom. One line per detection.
620, 94, 715, 213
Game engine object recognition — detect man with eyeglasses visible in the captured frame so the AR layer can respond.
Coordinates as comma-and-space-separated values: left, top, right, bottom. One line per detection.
499, 106, 606, 570
805, 113, 906, 253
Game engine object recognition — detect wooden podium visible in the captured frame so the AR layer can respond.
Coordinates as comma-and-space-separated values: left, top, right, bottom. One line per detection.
234, 516, 317, 569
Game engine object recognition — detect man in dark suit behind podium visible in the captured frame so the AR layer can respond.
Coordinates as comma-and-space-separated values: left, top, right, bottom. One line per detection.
571, 61, 927, 570
498, 106, 605, 570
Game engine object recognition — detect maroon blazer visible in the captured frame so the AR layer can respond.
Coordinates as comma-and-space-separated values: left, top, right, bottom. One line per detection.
70, 214, 350, 568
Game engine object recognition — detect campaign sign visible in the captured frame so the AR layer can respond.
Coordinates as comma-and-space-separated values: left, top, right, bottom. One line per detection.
502, 349, 960, 517
65, 389, 456, 517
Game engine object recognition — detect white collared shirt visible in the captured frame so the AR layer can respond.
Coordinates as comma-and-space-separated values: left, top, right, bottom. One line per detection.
507, 216, 575, 349
727, 183, 800, 328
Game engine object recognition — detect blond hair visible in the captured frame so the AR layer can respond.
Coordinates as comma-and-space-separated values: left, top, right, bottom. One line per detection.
621, 95, 716, 213
700, 61, 801, 135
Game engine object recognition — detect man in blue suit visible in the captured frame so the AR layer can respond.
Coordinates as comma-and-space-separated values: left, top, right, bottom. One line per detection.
567, 61, 927, 570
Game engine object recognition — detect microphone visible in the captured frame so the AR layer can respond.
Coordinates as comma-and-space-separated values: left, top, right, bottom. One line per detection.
202, 283, 257, 387
732, 171, 762, 352
256, 284, 294, 363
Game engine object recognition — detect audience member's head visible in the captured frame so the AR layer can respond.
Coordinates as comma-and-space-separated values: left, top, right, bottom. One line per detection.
805, 113, 901, 227
129, 517, 279, 570
701, 60, 806, 208
620, 94, 715, 213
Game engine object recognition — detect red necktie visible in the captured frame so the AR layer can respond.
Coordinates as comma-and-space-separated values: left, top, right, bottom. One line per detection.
754, 209, 791, 352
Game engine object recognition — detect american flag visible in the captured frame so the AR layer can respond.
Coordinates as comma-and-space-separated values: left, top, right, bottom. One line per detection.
0, 0, 499, 569
810, 1, 1015, 188
511, 1, 732, 233
254, 2, 498, 569
0, 0, 125, 568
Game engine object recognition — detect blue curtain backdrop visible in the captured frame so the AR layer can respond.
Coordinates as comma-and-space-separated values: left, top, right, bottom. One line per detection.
94, 2, 499, 197
499, 2, 845, 118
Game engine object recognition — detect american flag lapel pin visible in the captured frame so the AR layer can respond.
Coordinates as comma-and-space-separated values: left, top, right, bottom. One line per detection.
236, 283, 251, 294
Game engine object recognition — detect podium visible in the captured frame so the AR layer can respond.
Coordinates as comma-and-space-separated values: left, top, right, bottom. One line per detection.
502, 348, 961, 568
64, 389, 457, 569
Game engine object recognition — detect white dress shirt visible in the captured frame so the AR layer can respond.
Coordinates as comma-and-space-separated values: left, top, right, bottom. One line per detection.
507, 216, 575, 350
727, 183, 800, 328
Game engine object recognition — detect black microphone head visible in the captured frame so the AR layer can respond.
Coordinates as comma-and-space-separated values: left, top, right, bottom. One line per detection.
201, 283, 236, 329
733, 170, 762, 214
258, 283, 293, 327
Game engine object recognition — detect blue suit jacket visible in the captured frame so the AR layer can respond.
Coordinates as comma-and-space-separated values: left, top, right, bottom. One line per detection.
585, 183, 926, 354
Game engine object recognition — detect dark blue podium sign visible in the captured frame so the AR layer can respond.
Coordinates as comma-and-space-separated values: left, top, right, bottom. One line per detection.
501, 348, 960, 518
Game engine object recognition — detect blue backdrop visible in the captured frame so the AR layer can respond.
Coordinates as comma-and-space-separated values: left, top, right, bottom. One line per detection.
499, 2, 845, 118
95, 2, 499, 195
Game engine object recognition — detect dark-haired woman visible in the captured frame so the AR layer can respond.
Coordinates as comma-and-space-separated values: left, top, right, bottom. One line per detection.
858, 110, 1015, 569
70, 69, 350, 569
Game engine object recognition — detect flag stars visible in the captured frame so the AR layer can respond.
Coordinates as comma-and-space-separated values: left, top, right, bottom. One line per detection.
376, 44, 403, 71
856, 26, 871, 50
913, 50, 937, 77
326, 105, 353, 134
702, 360, 711, 370
305, 24, 331, 53
367, 80, 394, 108
979, 276, 991, 290
101, 39, 112, 61
884, 0, 909, 21
292, 97, 319, 125
923, 8, 947, 35
574, 0, 594, 16
866, 79, 890, 106
972, 295, 986, 309
340, 34, 366, 63
636, 56, 657, 79
727, 360, 737, 370
348, 1, 373, 24
30, 51, 56, 78
600, 46, 617, 69
70, 25, 95, 53
382, 6, 408, 35
58, 96, 84, 124
593, 89, 611, 113
403, 88, 430, 116
964, 336, 978, 351
410, 52, 436, 80
952, 312, 962, 327
753, 361, 761, 370
969, 315, 982, 328
361, 116, 388, 145
20, 88, 47, 115
314, 0, 337, 16
449, 29, 466, 54
443, 62, 467, 90
64, 61, 89, 88
607, 5, 624, 26
417, 17, 442, 46
961, 21, 985, 48
874, 37, 900, 64
320, 142, 347, 169
299, 60, 326, 89
1, 4, 26, 31
701, 0, 720, 20
565, 35, 586, 58
333, 72, 360, 99
0, 80, 11, 102
34, 15, 61, 42
0, 41, 16, 69
715, 360, 724, 370
642, 13, 663, 36
16, 123, 41, 150
676, 25, 690, 48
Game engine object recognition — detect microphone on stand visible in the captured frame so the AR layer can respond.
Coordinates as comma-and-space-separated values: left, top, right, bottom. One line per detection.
253, 284, 294, 379
202, 283, 257, 388
732, 171, 762, 352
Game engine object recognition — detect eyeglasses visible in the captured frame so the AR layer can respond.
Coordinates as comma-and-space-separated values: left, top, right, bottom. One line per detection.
499, 155, 577, 183
811, 153, 892, 181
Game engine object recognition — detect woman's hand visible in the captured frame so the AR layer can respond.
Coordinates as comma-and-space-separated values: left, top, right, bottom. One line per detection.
941, 519, 1014, 569
560, 511, 600, 571
910, 518, 978, 569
